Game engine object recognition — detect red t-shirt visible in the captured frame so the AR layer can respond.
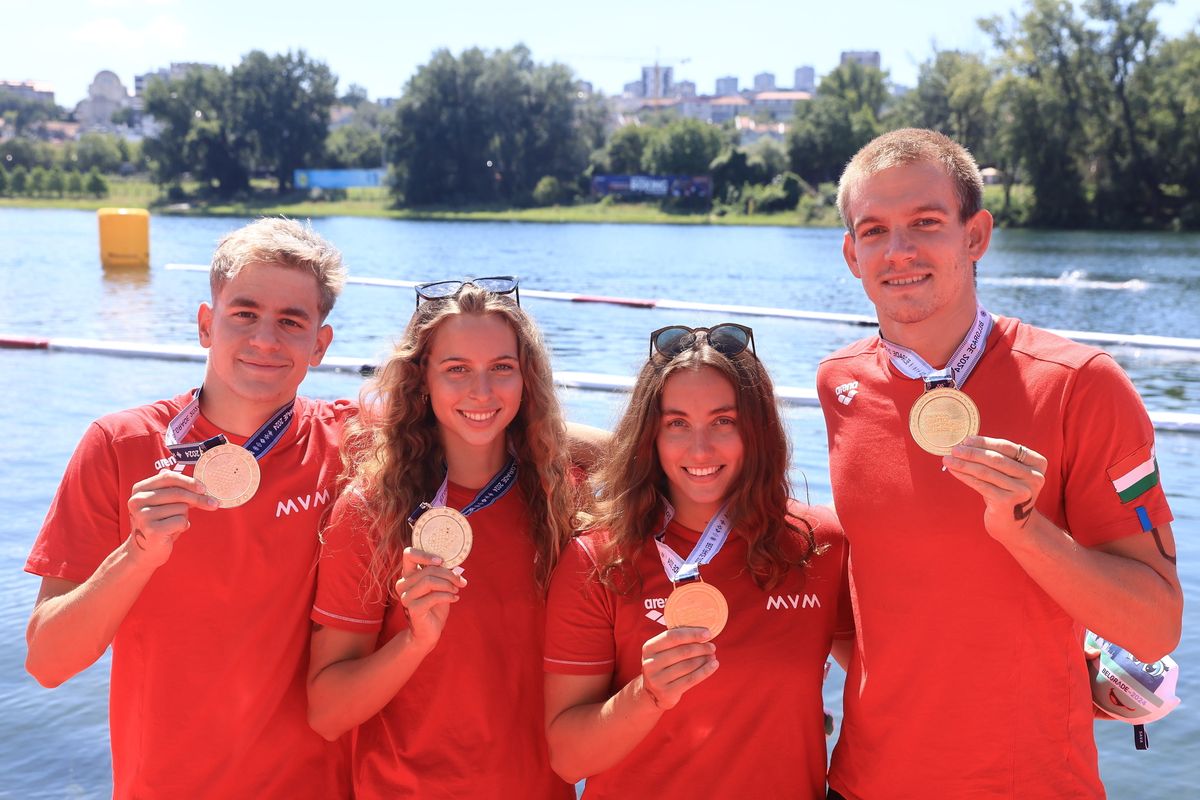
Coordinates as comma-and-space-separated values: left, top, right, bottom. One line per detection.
26, 393, 355, 799
313, 481, 573, 800
544, 503, 851, 799
818, 316, 1174, 799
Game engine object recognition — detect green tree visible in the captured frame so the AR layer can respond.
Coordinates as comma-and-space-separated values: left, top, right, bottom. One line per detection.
981, 0, 1092, 227
1, 137, 55, 170
46, 166, 66, 196
10, 165, 28, 194
604, 125, 651, 173
325, 124, 384, 168
894, 50, 994, 158
143, 65, 249, 195
532, 175, 565, 206
0, 166, 8, 196
29, 166, 47, 195
76, 133, 124, 174
389, 45, 594, 206
786, 96, 859, 185
230, 49, 337, 190
66, 170, 84, 195
86, 167, 109, 197
641, 118, 724, 175
0, 90, 62, 134
819, 61, 889, 121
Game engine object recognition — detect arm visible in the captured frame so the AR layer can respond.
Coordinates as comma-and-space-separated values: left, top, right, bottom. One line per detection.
565, 422, 611, 472
25, 470, 216, 687
307, 547, 465, 740
544, 627, 718, 783
944, 436, 1182, 661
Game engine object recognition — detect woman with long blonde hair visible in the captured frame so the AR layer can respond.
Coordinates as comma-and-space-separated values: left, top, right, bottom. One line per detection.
307, 279, 576, 798
544, 323, 852, 799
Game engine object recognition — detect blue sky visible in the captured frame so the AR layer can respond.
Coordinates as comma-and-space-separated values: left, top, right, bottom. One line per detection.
4, 0, 1197, 108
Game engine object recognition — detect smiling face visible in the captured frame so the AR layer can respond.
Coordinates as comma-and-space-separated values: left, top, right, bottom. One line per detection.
197, 261, 332, 428
424, 312, 523, 471
655, 366, 745, 530
841, 160, 992, 356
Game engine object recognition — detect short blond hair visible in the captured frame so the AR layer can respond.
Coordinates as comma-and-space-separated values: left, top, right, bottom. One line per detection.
210, 218, 346, 320
837, 128, 983, 235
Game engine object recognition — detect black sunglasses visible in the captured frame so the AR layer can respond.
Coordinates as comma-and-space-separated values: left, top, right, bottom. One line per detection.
414, 276, 520, 308
649, 323, 756, 360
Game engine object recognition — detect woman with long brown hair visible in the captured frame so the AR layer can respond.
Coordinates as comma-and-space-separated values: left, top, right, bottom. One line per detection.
544, 323, 851, 799
307, 278, 575, 798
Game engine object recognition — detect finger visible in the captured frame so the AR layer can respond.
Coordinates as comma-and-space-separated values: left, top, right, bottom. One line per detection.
402, 591, 460, 616
128, 486, 218, 515
401, 546, 445, 574
642, 626, 714, 656
648, 641, 720, 668
398, 575, 463, 606
945, 445, 1041, 488
647, 652, 718, 684
134, 469, 211, 495
960, 436, 1048, 470
658, 655, 720, 695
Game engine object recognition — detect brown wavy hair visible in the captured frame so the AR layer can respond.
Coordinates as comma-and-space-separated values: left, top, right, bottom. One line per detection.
339, 285, 577, 601
592, 341, 824, 592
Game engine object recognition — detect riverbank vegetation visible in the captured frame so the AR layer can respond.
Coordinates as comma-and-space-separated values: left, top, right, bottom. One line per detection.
1, 0, 1195, 229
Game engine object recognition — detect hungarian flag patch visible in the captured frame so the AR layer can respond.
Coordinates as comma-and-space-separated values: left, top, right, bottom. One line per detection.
1107, 444, 1159, 504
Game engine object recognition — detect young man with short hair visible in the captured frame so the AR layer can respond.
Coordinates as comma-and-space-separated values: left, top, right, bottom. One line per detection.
25, 218, 354, 798
818, 128, 1182, 799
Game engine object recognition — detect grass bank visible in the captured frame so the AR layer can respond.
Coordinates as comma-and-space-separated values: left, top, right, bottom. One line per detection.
1, 180, 1025, 228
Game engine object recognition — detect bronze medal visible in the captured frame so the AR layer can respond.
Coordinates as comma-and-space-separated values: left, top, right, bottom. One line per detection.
194, 443, 260, 508
411, 506, 474, 569
664, 581, 729, 638
909, 386, 981, 456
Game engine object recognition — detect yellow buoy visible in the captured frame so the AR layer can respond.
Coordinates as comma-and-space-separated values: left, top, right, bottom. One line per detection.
98, 208, 150, 269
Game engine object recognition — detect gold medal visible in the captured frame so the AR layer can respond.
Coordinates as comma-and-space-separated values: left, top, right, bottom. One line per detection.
411, 506, 474, 569
194, 443, 260, 508
664, 581, 728, 638
909, 386, 980, 455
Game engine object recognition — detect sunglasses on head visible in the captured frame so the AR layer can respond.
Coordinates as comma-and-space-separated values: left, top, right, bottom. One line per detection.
649, 323, 756, 360
414, 276, 520, 308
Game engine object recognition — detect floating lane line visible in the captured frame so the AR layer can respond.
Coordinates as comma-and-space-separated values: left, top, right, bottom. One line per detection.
162, 263, 1200, 351
4, 335, 1197, 434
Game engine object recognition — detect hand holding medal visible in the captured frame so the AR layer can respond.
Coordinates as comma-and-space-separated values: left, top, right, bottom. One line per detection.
942, 435, 1048, 544
125, 469, 220, 567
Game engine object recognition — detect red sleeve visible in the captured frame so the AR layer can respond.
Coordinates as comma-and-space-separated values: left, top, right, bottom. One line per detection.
1061, 354, 1173, 545
543, 535, 618, 676
312, 492, 388, 632
25, 421, 124, 583
799, 503, 854, 639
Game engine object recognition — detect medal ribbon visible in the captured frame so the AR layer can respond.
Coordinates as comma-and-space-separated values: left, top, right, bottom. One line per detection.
879, 303, 993, 390
164, 388, 295, 465
653, 500, 734, 583
413, 456, 519, 523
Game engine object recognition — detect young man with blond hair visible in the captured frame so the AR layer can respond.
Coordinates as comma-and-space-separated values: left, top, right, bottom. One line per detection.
25, 218, 354, 798
819, 128, 1181, 799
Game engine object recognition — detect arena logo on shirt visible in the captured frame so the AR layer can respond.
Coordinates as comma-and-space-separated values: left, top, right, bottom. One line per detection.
834, 381, 859, 406
643, 597, 669, 626
766, 593, 821, 610
275, 487, 332, 518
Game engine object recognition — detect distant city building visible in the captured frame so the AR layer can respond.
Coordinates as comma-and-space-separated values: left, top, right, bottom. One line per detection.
0, 79, 55, 104
640, 65, 674, 99
751, 90, 811, 121
794, 66, 815, 93
753, 72, 776, 92
576, 80, 594, 97
134, 62, 217, 101
623, 79, 645, 98
674, 80, 696, 98
74, 70, 132, 132
734, 116, 787, 145
840, 50, 882, 70
708, 94, 750, 123
715, 76, 739, 96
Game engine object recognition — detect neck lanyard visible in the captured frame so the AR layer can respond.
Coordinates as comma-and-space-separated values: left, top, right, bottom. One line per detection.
652, 500, 733, 583
164, 388, 295, 465
879, 303, 993, 390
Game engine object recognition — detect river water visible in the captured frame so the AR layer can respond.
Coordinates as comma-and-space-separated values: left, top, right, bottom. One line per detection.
1, 209, 1196, 797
